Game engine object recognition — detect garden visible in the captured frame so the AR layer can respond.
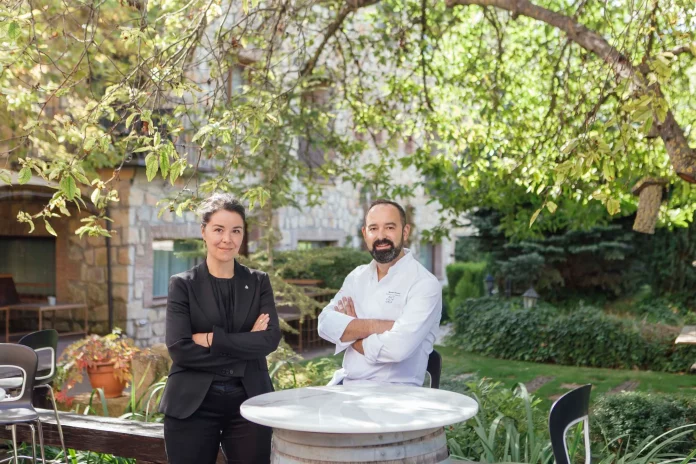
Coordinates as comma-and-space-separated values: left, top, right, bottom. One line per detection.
2, 0, 696, 462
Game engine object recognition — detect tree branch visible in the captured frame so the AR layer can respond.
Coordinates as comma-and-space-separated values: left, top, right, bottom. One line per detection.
446, 0, 696, 183
299, 0, 381, 78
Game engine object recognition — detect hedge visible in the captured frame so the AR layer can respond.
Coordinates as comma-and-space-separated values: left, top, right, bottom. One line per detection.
452, 297, 696, 373
591, 392, 696, 454
270, 247, 372, 289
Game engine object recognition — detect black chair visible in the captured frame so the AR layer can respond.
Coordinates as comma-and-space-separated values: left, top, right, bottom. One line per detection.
18, 330, 68, 463
426, 349, 441, 389
0, 343, 46, 463
548, 384, 592, 464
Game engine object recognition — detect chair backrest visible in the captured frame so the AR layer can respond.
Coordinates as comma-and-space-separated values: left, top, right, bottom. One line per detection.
427, 349, 442, 389
549, 384, 592, 464
0, 343, 38, 404
18, 329, 58, 382
0, 276, 21, 306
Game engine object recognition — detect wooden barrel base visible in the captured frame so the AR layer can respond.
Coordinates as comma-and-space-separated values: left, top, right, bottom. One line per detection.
271, 427, 450, 463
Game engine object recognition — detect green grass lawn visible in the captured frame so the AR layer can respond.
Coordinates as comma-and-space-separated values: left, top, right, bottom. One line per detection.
437, 345, 696, 408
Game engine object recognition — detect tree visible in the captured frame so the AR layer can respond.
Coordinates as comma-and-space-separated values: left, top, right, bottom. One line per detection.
2, 0, 695, 240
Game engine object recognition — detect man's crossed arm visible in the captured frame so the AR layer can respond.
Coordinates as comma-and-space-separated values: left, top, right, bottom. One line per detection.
334, 296, 390, 354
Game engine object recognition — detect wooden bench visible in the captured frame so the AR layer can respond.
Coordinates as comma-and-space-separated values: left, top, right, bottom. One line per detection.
0, 409, 225, 463
675, 326, 696, 372
675, 326, 696, 345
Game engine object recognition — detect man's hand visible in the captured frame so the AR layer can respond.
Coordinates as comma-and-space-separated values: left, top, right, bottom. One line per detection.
335, 297, 357, 317
352, 339, 364, 355
251, 314, 269, 332
192, 333, 212, 347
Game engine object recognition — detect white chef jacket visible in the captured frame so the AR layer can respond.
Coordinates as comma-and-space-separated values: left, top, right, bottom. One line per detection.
317, 249, 442, 386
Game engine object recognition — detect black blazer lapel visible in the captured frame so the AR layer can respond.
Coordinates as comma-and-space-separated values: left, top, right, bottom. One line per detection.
193, 261, 223, 327
233, 260, 255, 332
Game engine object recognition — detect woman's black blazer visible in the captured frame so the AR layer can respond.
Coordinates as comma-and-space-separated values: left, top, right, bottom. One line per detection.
159, 260, 282, 419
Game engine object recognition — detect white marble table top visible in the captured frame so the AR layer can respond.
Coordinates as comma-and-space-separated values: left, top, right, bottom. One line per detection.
241, 385, 479, 434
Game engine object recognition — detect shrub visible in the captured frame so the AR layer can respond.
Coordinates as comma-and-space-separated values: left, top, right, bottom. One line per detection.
452, 297, 696, 372
446, 261, 487, 320
264, 247, 372, 289
446, 380, 552, 463
591, 392, 696, 454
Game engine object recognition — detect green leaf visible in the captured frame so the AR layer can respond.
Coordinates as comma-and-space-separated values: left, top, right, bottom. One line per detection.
0, 169, 11, 185
159, 150, 170, 178
44, 220, 57, 237
60, 175, 77, 200
191, 126, 212, 143
125, 112, 138, 129
91, 188, 101, 206
7, 22, 20, 41
561, 139, 579, 155
145, 153, 158, 181
606, 198, 621, 216
18, 167, 32, 184
602, 160, 615, 181
529, 208, 541, 228
546, 201, 557, 214
170, 161, 181, 185
84, 137, 96, 152
72, 170, 90, 185
242, 0, 249, 15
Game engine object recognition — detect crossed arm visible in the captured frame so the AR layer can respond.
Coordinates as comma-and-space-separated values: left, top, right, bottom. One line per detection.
166, 275, 281, 375
318, 278, 442, 363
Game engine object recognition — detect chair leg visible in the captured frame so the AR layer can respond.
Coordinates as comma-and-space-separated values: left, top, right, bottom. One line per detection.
35, 420, 46, 464
28, 424, 36, 464
43, 385, 68, 464
10, 425, 18, 464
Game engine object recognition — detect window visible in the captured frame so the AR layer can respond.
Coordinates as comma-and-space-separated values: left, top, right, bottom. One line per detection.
297, 240, 336, 250
0, 237, 56, 297
419, 242, 434, 274
152, 240, 202, 298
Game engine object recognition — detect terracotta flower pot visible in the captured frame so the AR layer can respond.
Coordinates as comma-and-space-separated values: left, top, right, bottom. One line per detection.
87, 363, 126, 398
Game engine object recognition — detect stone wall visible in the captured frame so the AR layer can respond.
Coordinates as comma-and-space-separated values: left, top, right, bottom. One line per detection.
109, 168, 200, 347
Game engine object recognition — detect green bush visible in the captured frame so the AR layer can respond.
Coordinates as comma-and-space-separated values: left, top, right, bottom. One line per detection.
452, 297, 696, 372
446, 261, 487, 320
264, 247, 372, 289
591, 392, 696, 454
446, 379, 552, 463
441, 285, 451, 323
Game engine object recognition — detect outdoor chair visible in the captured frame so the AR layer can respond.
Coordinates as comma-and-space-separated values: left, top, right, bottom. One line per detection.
18, 330, 67, 463
548, 383, 592, 464
0, 343, 47, 463
427, 349, 442, 389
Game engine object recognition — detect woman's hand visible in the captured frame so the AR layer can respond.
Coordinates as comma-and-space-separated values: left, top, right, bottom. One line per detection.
251, 314, 270, 332
192, 332, 212, 347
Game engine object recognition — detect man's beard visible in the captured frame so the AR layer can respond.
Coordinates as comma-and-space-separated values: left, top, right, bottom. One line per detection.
370, 237, 404, 264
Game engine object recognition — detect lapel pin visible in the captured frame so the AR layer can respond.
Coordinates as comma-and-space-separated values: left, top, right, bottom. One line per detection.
245, 285, 249, 289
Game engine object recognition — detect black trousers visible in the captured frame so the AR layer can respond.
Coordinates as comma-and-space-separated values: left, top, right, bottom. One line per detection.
163, 380, 272, 464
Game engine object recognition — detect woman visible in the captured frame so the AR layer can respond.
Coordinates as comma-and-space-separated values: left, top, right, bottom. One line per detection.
159, 193, 281, 464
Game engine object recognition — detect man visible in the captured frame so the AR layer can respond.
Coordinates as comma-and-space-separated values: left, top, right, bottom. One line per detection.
317, 199, 442, 386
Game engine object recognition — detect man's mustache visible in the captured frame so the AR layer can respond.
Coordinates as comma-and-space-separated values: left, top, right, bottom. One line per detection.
372, 239, 395, 250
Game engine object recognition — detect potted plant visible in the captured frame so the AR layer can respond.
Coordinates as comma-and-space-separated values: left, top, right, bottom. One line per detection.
57, 329, 139, 400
